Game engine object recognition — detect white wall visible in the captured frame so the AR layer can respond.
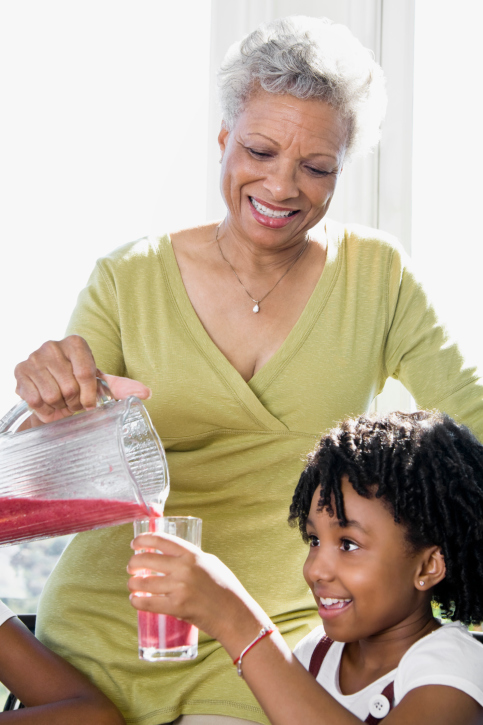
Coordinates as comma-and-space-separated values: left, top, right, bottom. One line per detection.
0, 0, 211, 415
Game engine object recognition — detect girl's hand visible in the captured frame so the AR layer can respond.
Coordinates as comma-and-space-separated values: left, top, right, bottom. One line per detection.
127, 533, 269, 656
14, 335, 151, 423
128, 536, 482, 725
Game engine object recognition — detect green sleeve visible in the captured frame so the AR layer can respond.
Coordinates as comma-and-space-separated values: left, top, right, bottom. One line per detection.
66, 260, 127, 377
384, 248, 483, 440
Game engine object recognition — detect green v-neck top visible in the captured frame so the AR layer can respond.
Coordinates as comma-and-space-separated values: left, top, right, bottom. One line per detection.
36, 220, 483, 725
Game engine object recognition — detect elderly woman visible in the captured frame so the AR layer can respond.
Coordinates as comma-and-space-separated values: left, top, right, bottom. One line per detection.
13, 15, 483, 725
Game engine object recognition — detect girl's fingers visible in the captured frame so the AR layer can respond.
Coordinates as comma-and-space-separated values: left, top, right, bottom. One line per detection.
127, 551, 179, 576
128, 575, 197, 623
129, 592, 172, 614
127, 574, 172, 595
131, 533, 197, 556
127, 572, 194, 620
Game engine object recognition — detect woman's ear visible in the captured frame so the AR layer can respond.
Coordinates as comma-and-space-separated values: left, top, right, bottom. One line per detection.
415, 546, 446, 591
218, 122, 229, 160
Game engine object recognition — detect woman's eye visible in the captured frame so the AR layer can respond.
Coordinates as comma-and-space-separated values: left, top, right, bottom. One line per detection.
308, 534, 320, 548
306, 166, 329, 176
340, 539, 359, 552
247, 148, 271, 158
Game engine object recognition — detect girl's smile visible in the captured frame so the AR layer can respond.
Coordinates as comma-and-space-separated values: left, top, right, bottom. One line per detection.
317, 597, 353, 619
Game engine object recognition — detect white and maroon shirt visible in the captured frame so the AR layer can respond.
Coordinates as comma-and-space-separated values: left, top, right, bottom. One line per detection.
294, 622, 483, 721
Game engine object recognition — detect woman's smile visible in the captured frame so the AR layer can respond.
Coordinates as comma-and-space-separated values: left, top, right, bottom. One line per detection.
248, 196, 300, 228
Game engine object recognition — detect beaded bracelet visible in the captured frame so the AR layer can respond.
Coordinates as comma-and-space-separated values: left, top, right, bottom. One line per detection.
233, 625, 276, 677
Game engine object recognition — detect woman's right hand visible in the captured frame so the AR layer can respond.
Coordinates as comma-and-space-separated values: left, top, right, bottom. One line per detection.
14, 335, 151, 424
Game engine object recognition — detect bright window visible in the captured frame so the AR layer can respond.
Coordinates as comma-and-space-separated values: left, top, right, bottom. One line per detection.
412, 0, 483, 370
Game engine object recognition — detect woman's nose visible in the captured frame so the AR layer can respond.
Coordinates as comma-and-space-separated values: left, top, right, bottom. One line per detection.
262, 160, 299, 201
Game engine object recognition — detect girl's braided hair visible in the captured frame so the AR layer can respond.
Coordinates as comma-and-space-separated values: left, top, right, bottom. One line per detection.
288, 411, 483, 625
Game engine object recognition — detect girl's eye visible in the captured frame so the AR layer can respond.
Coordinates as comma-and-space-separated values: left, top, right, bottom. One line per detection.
308, 534, 320, 548
340, 539, 359, 552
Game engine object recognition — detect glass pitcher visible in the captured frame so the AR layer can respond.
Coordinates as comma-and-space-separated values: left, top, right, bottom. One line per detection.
0, 379, 169, 546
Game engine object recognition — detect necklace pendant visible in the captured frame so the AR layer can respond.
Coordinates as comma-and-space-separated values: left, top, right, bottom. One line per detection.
253, 303, 260, 313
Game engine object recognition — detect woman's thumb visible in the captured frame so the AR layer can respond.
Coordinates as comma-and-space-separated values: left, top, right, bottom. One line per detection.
98, 371, 152, 401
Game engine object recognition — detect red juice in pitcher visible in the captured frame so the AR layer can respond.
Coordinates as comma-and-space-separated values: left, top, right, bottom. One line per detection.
0, 496, 153, 545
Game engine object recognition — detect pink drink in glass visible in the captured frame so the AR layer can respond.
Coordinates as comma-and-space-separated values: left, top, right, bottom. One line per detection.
137, 610, 198, 661
134, 515, 202, 661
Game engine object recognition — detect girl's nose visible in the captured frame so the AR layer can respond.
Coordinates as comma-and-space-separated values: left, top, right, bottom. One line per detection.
262, 160, 299, 201
303, 548, 336, 585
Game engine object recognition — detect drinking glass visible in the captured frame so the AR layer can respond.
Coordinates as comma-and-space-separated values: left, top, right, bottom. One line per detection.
133, 516, 202, 661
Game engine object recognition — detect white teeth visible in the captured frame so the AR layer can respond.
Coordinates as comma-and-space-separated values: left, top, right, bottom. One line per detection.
320, 597, 351, 606
250, 197, 296, 218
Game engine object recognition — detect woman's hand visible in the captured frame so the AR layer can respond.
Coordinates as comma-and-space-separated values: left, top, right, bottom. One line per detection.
14, 335, 151, 423
127, 533, 269, 658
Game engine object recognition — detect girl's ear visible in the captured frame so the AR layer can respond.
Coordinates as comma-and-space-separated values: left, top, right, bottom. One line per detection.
415, 546, 446, 591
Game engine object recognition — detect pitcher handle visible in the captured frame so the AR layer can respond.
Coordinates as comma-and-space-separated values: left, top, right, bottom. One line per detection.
0, 378, 115, 435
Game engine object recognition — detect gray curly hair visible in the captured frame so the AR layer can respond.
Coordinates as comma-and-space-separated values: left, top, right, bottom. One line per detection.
217, 16, 387, 159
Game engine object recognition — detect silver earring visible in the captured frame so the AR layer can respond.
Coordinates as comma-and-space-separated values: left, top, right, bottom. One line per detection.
419, 580, 425, 587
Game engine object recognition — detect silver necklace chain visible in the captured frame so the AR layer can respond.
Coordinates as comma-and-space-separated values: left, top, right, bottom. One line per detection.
215, 224, 310, 313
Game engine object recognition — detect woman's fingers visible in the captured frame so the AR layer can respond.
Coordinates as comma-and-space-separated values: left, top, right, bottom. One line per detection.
14, 335, 152, 424
14, 336, 97, 421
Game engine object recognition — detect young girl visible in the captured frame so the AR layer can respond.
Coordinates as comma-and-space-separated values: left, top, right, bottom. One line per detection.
127, 411, 483, 724
0, 599, 124, 723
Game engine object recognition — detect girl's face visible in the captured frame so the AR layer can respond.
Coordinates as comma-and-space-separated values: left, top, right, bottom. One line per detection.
303, 477, 433, 643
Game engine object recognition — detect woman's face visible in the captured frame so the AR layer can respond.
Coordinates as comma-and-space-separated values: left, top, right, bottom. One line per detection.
303, 478, 433, 644
218, 90, 349, 248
